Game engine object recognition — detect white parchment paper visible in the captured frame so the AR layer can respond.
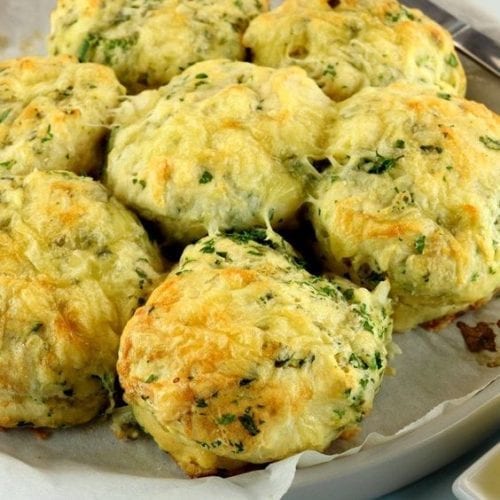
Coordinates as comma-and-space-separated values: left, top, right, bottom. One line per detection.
0, 1, 499, 499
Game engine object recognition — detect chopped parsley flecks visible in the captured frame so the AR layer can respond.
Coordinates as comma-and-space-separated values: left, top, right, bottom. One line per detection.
238, 408, 260, 436
358, 153, 402, 174
77, 33, 100, 62
225, 228, 269, 246
333, 408, 346, 419
258, 292, 274, 304
385, 8, 415, 23
393, 139, 405, 149
0, 109, 11, 123
374, 351, 384, 370
479, 135, 500, 150
445, 53, 459, 67
360, 378, 369, 388
78, 32, 138, 64
145, 374, 159, 383
132, 178, 147, 189
437, 92, 451, 100
0, 159, 16, 169
420, 145, 443, 154
414, 235, 426, 254
239, 378, 255, 386
199, 170, 213, 184
217, 413, 236, 425
135, 268, 148, 280
195, 73, 209, 79
274, 353, 292, 368
103, 34, 139, 64
195, 398, 208, 408
275, 353, 315, 369
41, 125, 54, 143
230, 440, 244, 453
323, 64, 336, 78
196, 439, 223, 449
31, 322, 44, 333
200, 238, 215, 254
348, 353, 369, 370
354, 303, 376, 334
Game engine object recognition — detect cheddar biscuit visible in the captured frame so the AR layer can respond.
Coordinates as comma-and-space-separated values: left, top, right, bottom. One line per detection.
243, 0, 466, 101
0, 56, 125, 175
118, 230, 392, 476
105, 60, 331, 244
0, 170, 163, 428
309, 83, 500, 330
48, 0, 269, 93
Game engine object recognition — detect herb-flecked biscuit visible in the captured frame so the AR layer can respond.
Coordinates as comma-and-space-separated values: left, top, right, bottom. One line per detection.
0, 170, 163, 428
309, 83, 500, 331
0, 56, 125, 176
104, 60, 331, 244
117, 230, 392, 476
243, 0, 466, 101
48, 0, 269, 93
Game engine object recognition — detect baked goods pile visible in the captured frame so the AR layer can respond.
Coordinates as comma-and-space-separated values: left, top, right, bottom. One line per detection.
0, 0, 498, 478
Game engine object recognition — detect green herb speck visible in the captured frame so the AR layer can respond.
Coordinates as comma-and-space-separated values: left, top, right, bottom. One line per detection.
415, 235, 426, 254
238, 410, 260, 436
479, 135, 500, 150
420, 145, 443, 154
0, 159, 16, 169
217, 413, 236, 425
359, 153, 402, 174
0, 109, 11, 123
199, 170, 213, 184
445, 53, 459, 67
31, 322, 44, 333
195, 398, 208, 408
41, 125, 54, 143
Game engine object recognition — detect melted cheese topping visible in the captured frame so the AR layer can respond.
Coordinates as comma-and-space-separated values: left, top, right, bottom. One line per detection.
310, 83, 500, 330
48, 0, 269, 93
105, 60, 331, 244
118, 231, 392, 476
0, 56, 124, 175
0, 170, 164, 428
243, 0, 466, 101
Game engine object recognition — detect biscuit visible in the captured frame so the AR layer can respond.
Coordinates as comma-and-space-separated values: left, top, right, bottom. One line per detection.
0, 56, 125, 175
118, 230, 392, 476
0, 170, 163, 428
48, 0, 269, 93
309, 83, 500, 331
243, 0, 466, 101
104, 60, 331, 244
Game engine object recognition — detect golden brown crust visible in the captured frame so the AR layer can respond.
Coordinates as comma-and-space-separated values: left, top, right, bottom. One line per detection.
310, 82, 500, 331
105, 60, 331, 244
0, 56, 124, 175
243, 0, 466, 101
49, 0, 269, 93
0, 170, 164, 428
118, 232, 392, 476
